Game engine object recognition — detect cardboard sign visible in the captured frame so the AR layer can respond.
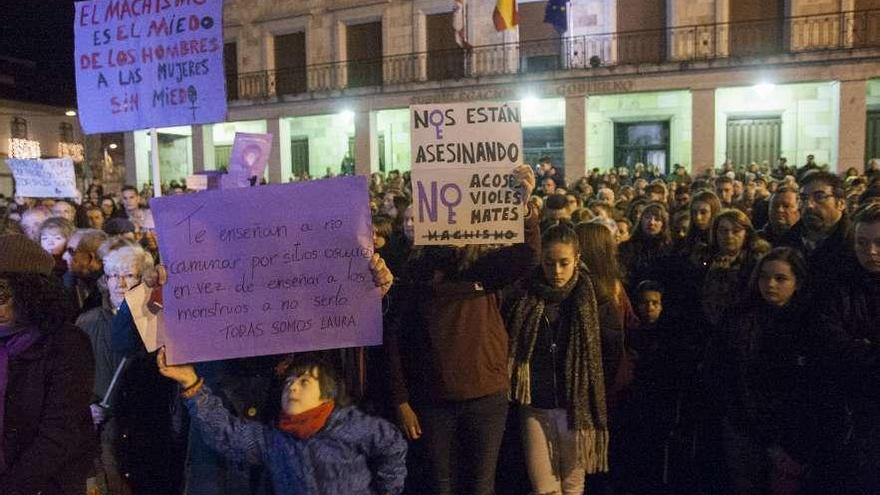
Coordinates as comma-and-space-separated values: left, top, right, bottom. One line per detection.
7, 158, 78, 198
73, 0, 227, 133
150, 176, 381, 365
410, 102, 524, 245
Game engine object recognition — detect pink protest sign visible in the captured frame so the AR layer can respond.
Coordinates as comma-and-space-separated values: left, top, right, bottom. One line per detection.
73, 0, 227, 133
150, 176, 381, 365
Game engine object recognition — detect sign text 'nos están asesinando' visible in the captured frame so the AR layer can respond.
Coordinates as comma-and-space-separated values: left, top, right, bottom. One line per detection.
410, 102, 525, 246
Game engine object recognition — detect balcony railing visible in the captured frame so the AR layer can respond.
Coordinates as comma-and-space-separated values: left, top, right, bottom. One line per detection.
228, 8, 880, 101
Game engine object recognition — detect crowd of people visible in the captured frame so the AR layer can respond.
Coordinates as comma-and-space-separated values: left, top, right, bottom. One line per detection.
0, 155, 878, 495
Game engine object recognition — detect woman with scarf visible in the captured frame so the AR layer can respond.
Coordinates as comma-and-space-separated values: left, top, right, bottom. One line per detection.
0, 234, 95, 494
701, 209, 770, 328
505, 225, 608, 495
709, 248, 832, 494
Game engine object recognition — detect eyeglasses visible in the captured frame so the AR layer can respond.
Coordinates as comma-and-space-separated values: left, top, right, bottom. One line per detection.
799, 191, 835, 204
105, 273, 141, 286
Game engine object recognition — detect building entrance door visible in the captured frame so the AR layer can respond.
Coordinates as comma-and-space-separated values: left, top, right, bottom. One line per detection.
726, 116, 781, 167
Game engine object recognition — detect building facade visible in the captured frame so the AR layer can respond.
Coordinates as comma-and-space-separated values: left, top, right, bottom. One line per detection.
0, 99, 86, 197
124, 0, 880, 186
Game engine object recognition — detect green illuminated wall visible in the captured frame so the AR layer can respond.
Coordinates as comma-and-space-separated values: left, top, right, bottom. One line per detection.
586, 91, 692, 171
376, 109, 411, 173
715, 82, 836, 167
287, 114, 355, 177
867, 79, 880, 108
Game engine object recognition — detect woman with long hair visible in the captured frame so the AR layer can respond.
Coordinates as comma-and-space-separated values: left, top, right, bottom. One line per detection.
505, 225, 608, 495
618, 202, 672, 289
678, 190, 722, 260
709, 248, 829, 494
575, 221, 640, 389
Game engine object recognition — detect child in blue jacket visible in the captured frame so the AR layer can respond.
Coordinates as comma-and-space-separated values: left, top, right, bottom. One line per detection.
159, 348, 407, 495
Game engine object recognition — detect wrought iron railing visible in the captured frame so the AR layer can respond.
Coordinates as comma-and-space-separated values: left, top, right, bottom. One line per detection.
228, 8, 880, 101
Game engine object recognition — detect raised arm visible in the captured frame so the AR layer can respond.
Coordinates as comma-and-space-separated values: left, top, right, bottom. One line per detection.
157, 348, 267, 465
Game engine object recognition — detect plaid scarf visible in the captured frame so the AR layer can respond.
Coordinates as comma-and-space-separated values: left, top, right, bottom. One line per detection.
506, 269, 609, 473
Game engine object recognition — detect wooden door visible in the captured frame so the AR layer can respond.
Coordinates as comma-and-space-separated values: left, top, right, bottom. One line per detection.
290, 138, 310, 178
346, 22, 382, 87
274, 32, 307, 95
617, 0, 665, 64
726, 117, 782, 167
519, 1, 562, 72
427, 12, 466, 80
729, 0, 784, 57
224, 42, 238, 100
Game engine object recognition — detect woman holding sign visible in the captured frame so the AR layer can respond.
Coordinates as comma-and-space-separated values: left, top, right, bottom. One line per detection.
385, 164, 539, 495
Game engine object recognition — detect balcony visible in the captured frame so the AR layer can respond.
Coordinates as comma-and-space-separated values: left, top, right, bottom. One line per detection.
227, 8, 880, 102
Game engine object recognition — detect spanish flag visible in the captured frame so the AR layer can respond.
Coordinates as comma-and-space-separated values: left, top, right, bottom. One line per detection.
493, 0, 518, 31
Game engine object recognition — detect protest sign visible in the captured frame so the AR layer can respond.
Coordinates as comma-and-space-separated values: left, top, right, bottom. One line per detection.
150, 176, 381, 365
410, 102, 524, 245
186, 171, 223, 191
73, 0, 226, 134
7, 158, 78, 198
125, 283, 164, 352
221, 132, 273, 189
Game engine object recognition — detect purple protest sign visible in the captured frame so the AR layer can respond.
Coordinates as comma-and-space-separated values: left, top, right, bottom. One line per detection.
221, 132, 273, 189
150, 176, 381, 365
73, 0, 226, 134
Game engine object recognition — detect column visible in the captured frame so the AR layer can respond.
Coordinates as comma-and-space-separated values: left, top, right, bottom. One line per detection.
191, 125, 206, 173
266, 118, 284, 183
691, 88, 715, 175
124, 131, 137, 186
564, 96, 587, 181
837, 80, 867, 175
354, 110, 377, 176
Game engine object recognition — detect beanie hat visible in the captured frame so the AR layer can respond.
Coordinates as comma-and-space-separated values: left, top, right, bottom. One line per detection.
0, 234, 55, 275
104, 217, 136, 236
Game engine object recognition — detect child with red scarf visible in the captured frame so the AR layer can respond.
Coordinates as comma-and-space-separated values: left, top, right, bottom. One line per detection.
159, 349, 406, 494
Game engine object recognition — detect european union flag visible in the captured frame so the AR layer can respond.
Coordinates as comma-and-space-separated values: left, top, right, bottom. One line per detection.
545, 0, 568, 34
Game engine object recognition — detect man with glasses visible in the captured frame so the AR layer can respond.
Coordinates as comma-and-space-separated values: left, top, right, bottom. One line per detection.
779, 171, 852, 285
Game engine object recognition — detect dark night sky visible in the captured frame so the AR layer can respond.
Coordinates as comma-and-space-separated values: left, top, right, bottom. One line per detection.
1, 1, 78, 106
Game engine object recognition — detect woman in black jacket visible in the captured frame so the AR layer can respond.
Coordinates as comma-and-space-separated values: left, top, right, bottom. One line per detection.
0, 234, 96, 494
710, 247, 831, 494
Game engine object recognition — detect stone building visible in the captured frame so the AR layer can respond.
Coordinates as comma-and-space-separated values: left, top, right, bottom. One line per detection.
124, 0, 880, 186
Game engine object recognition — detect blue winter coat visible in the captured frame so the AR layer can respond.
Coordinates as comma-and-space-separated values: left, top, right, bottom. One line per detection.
184, 385, 407, 494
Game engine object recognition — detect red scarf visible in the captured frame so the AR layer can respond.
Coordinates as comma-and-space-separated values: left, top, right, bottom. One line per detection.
277, 401, 335, 439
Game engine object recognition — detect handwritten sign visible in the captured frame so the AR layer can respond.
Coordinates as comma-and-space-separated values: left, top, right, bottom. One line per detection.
150, 176, 381, 365
221, 132, 272, 189
7, 158, 78, 198
410, 102, 524, 245
73, 0, 226, 134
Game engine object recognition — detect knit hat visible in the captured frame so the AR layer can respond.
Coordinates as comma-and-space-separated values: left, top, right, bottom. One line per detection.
0, 234, 55, 275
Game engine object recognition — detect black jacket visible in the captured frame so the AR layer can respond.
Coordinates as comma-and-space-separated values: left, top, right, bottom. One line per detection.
0, 326, 96, 495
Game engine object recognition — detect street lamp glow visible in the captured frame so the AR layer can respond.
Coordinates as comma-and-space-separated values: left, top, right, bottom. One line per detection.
65, 109, 77, 117
521, 94, 539, 115
108, 143, 118, 150
753, 83, 775, 98
339, 109, 355, 121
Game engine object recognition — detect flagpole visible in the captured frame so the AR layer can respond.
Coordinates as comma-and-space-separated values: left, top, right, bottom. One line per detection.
150, 127, 162, 198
